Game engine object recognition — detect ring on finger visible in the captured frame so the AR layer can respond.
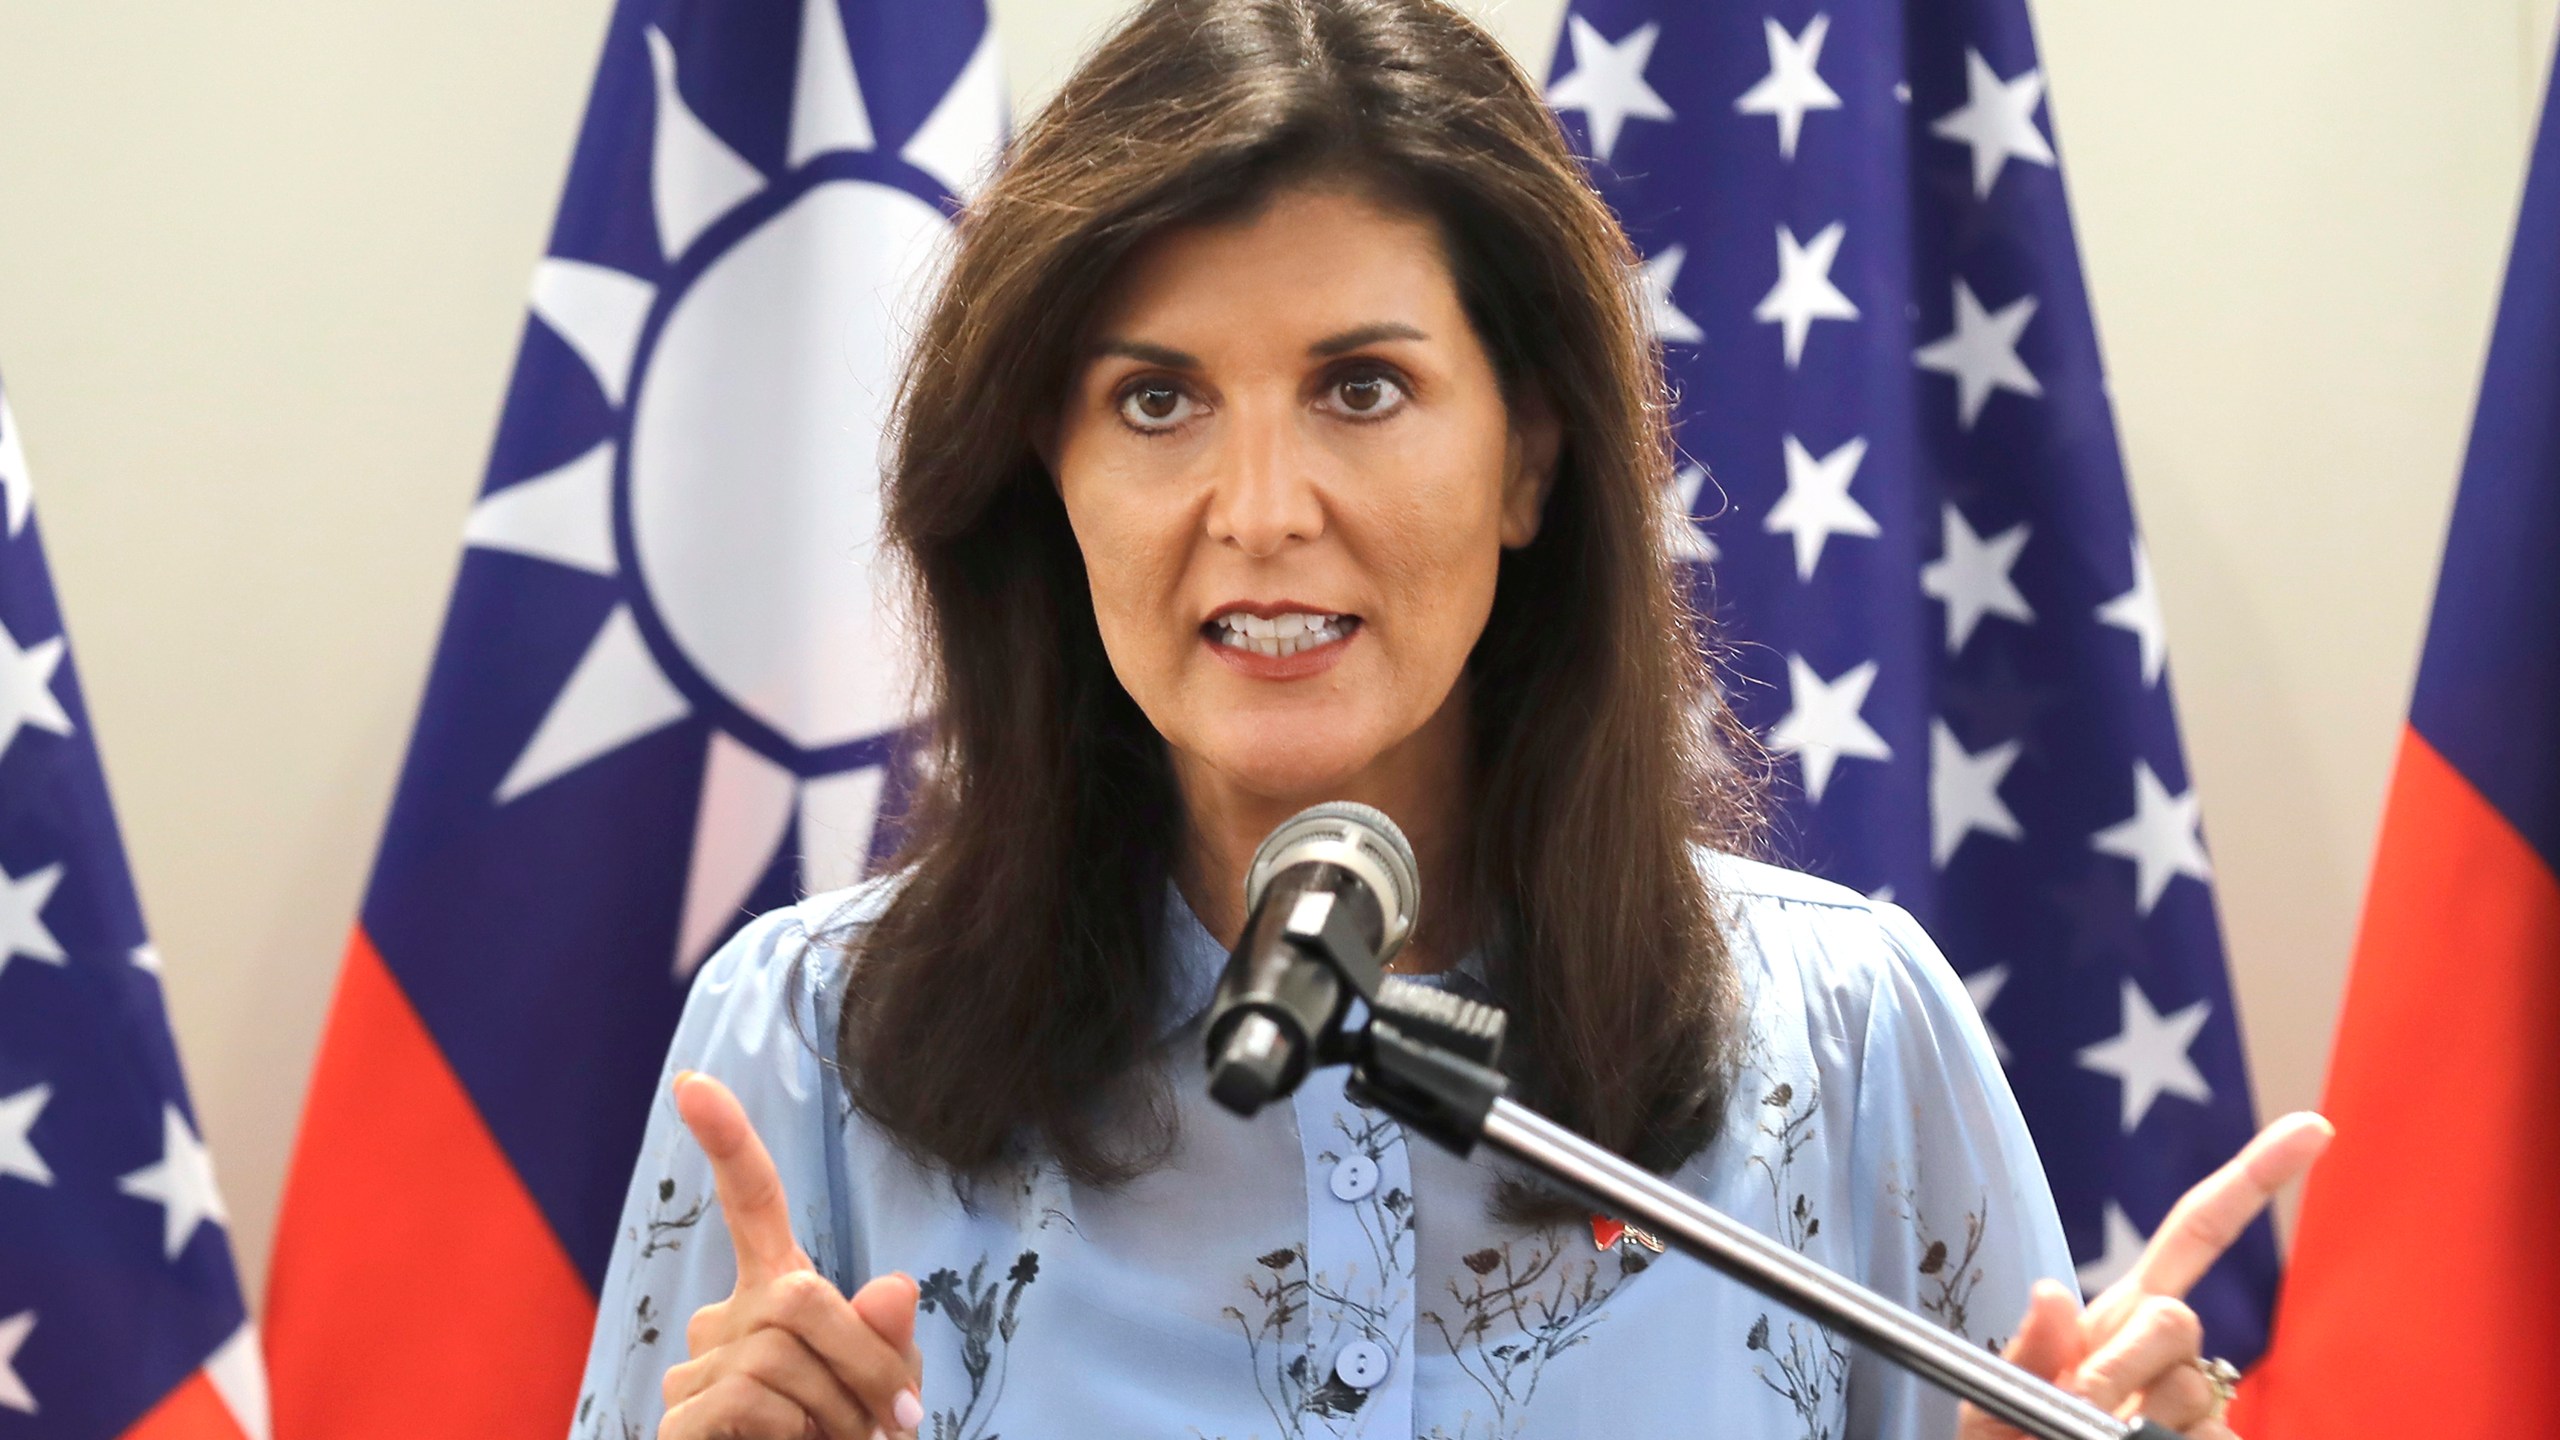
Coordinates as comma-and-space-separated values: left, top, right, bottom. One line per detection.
2190, 1355, 2241, 1423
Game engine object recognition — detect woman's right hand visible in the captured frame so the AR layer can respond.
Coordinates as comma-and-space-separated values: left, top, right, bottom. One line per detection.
658, 1070, 926, 1440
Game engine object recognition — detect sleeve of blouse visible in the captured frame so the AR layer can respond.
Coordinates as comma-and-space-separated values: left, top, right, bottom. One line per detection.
1842, 901, 2079, 1440
566, 903, 847, 1439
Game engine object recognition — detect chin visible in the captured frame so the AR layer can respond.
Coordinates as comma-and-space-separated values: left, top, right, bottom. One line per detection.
1199, 720, 1385, 805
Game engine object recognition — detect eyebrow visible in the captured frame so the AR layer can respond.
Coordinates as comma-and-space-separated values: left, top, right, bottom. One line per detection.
1091, 338, 1201, 369
1088, 321, 1431, 370
1310, 322, 1429, 356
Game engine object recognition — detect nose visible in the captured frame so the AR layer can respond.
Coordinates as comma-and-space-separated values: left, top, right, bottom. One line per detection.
1202, 404, 1324, 558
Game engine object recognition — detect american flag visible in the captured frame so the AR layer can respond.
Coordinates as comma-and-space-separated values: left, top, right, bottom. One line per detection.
1544, 0, 2281, 1357
0, 372, 267, 1435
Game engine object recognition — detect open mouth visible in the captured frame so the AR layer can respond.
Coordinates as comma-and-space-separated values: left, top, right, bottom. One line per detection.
1203, 610, 1363, 658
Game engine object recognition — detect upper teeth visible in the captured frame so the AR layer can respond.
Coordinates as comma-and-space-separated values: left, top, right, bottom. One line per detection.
1215, 611, 1349, 657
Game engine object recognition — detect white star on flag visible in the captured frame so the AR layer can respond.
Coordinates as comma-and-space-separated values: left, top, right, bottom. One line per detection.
1914, 278, 2041, 428
1765, 434, 1877, 580
1668, 463, 1719, 562
1756, 222, 1860, 368
0, 862, 66, 979
2078, 978, 2214, 1131
1642, 244, 1705, 345
0, 619, 73, 763
1962, 963, 2012, 1060
0, 1085, 52, 1187
1734, 14, 1842, 160
118, 1104, 230, 1261
1930, 720, 2024, 866
1919, 504, 2033, 651
1545, 16, 1674, 163
1770, 654, 1892, 801
0, 387, 32, 539
0, 1311, 31, 1416
2075, 1203, 2149, 1294
1930, 49, 2057, 197
2096, 539, 2168, 686
2091, 760, 2211, 913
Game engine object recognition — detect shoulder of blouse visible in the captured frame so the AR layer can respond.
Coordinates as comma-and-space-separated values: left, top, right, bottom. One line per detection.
1696, 847, 1880, 914
786, 866, 911, 947
678, 868, 912, 1048
1692, 847, 1990, 1058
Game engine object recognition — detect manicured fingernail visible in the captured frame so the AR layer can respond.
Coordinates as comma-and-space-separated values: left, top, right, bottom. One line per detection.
894, 1388, 924, 1429
869, 1429, 886, 1440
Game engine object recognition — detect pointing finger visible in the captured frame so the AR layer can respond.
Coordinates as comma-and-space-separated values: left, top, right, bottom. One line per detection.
2124, 1111, 2333, 1300
673, 1069, 808, 1288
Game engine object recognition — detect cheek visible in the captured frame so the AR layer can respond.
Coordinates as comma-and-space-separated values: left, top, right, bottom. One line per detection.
1387, 527, 1504, 678
1055, 454, 1196, 668
1355, 420, 1515, 635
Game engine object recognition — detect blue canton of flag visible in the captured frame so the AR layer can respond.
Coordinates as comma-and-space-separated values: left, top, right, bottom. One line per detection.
0, 374, 266, 1437
1545, 2, 2280, 1359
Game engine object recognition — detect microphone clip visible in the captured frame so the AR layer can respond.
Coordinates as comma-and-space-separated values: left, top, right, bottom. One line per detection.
1208, 885, 1511, 1155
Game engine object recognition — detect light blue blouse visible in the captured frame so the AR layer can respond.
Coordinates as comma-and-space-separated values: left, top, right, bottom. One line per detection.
571, 855, 2074, 1440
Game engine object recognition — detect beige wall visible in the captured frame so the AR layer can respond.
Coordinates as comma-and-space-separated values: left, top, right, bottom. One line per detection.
0, 0, 2550, 1301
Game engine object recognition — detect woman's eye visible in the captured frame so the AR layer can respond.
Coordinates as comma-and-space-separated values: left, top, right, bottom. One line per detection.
1116, 382, 1197, 432
1324, 371, 1408, 420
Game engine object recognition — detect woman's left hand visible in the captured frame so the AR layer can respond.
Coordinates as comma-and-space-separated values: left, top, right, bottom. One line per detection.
1958, 1111, 2333, 1440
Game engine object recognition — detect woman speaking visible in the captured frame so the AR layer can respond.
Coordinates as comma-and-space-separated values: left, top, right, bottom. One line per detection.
571, 1, 2326, 1435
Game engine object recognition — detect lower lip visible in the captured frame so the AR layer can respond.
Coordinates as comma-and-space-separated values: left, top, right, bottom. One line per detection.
1203, 621, 1361, 680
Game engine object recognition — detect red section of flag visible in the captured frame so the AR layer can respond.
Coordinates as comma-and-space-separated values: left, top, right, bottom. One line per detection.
118, 1369, 249, 1440
2234, 729, 2560, 1437
263, 929, 594, 1439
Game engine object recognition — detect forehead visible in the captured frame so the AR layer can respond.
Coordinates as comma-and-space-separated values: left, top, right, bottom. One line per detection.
1088, 182, 1464, 340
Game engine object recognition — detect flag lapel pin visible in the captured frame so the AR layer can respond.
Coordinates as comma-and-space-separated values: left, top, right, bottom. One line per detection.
1590, 1213, 1664, 1254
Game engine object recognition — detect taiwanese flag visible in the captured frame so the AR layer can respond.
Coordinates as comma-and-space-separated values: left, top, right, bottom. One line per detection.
258, 1, 1003, 1435
2231, 40, 2560, 1440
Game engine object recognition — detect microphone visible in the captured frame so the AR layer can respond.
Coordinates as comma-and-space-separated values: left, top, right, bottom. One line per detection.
1203, 801, 1419, 1117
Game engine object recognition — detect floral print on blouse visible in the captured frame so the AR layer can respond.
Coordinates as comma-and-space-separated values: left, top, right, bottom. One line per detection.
571, 854, 2075, 1440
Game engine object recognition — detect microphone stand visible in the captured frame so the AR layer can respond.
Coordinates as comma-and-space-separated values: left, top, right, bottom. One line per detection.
1213, 901, 2185, 1440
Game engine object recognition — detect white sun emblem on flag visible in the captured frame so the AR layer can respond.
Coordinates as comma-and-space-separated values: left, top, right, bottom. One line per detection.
460, 0, 1005, 974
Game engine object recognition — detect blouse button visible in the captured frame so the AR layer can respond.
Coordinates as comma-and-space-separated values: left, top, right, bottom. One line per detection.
1333, 1339, 1392, 1389
1328, 1153, 1380, 1203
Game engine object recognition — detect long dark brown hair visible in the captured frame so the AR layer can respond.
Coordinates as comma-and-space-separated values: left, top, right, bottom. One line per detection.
842, 0, 1762, 1199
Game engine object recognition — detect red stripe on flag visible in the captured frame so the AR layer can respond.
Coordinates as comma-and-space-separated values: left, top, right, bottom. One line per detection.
263, 928, 595, 1439
117, 1370, 249, 1440
2235, 728, 2560, 1437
